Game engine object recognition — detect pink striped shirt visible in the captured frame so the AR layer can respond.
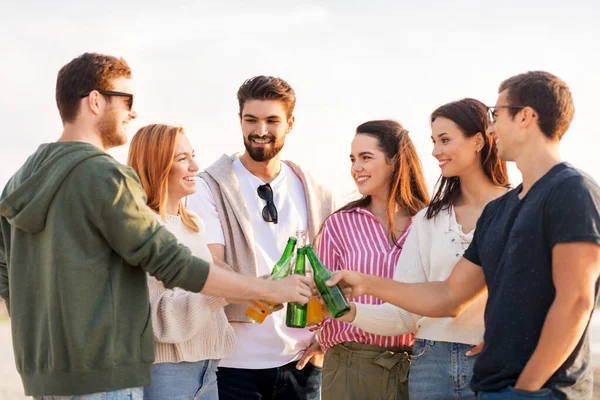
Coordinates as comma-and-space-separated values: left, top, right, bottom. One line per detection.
317, 207, 415, 352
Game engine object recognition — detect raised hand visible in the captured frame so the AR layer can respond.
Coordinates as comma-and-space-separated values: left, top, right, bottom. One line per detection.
325, 270, 370, 298
267, 274, 312, 304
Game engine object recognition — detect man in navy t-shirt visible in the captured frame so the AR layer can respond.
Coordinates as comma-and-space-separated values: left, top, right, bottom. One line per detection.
328, 71, 600, 399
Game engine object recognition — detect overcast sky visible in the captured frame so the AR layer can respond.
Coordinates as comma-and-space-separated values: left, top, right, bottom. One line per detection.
2, 0, 599, 203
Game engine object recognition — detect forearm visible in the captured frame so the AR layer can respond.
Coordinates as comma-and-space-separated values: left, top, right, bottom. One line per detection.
516, 296, 595, 390
351, 301, 419, 336
201, 264, 273, 301
364, 274, 466, 318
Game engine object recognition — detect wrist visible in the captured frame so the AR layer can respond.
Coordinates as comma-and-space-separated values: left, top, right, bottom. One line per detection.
256, 277, 275, 301
363, 273, 375, 295
514, 375, 543, 391
338, 303, 357, 323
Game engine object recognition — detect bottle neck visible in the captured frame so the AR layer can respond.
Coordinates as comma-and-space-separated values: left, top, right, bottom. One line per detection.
294, 249, 306, 274
279, 239, 297, 262
305, 245, 326, 276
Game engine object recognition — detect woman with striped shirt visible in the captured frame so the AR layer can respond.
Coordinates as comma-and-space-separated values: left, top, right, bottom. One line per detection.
334, 99, 510, 399
316, 120, 430, 400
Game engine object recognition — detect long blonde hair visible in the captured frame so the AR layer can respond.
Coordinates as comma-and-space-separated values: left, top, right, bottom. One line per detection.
128, 124, 199, 232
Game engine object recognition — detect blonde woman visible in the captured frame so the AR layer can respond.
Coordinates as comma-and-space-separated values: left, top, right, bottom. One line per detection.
128, 124, 235, 400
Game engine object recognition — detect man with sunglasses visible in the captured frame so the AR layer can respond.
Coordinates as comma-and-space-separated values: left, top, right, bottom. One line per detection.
327, 71, 600, 399
188, 75, 335, 400
0, 54, 313, 399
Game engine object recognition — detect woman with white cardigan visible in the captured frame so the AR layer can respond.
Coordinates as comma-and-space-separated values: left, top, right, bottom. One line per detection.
128, 124, 235, 400
335, 99, 510, 399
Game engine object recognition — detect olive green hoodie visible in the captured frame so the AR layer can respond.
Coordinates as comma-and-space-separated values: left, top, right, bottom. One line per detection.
0, 142, 210, 396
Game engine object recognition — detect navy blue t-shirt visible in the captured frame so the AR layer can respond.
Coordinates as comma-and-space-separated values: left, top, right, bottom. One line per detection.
463, 163, 600, 399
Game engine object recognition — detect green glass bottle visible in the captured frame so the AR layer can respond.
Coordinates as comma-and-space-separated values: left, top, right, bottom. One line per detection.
286, 246, 308, 328
305, 244, 351, 318
270, 237, 297, 279
245, 237, 296, 323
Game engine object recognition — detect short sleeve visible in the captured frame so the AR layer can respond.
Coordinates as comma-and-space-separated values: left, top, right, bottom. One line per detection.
186, 178, 225, 245
463, 212, 486, 267
545, 175, 600, 247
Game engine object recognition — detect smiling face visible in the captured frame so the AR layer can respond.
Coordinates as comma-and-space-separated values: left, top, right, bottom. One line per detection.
350, 134, 394, 198
431, 116, 483, 178
167, 133, 199, 203
97, 76, 137, 150
486, 90, 524, 162
240, 99, 294, 162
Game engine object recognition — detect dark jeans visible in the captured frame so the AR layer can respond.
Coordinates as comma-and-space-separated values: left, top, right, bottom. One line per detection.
477, 387, 558, 399
216, 361, 321, 400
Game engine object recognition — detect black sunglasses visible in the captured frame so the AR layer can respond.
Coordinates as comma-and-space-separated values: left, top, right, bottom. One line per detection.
79, 89, 134, 110
487, 105, 525, 124
257, 183, 278, 224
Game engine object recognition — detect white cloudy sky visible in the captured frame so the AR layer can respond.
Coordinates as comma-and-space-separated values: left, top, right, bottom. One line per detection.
1, 0, 599, 203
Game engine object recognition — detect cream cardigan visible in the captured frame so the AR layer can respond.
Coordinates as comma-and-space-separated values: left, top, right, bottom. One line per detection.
148, 213, 236, 363
352, 207, 486, 346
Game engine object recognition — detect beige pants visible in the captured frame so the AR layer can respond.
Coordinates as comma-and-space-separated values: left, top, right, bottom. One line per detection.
322, 342, 412, 400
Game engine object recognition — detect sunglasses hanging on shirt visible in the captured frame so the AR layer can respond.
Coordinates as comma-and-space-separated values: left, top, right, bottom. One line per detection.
257, 183, 278, 224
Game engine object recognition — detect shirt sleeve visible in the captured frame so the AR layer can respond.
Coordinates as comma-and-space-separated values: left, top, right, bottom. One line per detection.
186, 177, 225, 246
545, 174, 600, 247
463, 213, 484, 267
76, 159, 210, 293
352, 215, 424, 335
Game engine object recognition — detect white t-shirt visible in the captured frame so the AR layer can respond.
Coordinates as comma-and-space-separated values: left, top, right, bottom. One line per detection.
187, 158, 314, 369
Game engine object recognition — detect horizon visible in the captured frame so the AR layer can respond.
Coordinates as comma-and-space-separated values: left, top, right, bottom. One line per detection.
1, 1, 599, 203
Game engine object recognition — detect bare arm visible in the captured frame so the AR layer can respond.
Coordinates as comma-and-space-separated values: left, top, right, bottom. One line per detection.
201, 261, 311, 304
327, 256, 487, 318
515, 242, 600, 390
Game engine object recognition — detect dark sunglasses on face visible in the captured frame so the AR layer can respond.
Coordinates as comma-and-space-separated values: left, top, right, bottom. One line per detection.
79, 89, 134, 111
257, 183, 278, 224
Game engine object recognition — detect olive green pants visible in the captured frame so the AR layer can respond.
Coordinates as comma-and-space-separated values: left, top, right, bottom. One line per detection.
322, 342, 412, 400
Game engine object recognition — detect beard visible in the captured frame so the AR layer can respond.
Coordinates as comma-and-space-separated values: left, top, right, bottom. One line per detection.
97, 110, 126, 149
243, 134, 285, 162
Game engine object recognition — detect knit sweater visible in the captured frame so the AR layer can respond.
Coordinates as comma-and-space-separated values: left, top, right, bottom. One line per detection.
149, 213, 235, 363
352, 207, 486, 346
200, 153, 335, 322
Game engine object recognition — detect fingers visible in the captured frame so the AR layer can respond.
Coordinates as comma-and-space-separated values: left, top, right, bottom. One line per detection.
295, 352, 310, 370
325, 271, 345, 287
271, 303, 284, 312
466, 341, 484, 356
296, 342, 321, 370
298, 275, 312, 285
247, 300, 268, 314
311, 285, 320, 297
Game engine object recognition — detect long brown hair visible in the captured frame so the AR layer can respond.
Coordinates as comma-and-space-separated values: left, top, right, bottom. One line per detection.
128, 124, 199, 232
323, 120, 430, 246
425, 98, 509, 220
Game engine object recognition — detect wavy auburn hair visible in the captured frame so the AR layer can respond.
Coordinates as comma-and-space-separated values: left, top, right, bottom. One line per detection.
128, 124, 199, 232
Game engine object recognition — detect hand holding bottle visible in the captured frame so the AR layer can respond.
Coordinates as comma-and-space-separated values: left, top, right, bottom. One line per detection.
325, 269, 370, 298
266, 274, 312, 304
